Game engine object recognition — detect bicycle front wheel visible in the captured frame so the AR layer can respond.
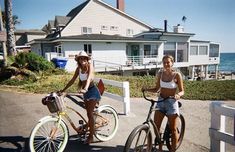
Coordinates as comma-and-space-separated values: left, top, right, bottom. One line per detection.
124, 124, 152, 152
94, 105, 119, 141
29, 116, 69, 152
165, 114, 185, 151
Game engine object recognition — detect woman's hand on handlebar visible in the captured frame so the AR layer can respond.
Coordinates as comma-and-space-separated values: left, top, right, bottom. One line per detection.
79, 89, 87, 94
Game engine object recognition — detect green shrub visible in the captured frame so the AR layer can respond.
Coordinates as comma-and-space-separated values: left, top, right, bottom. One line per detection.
14, 52, 55, 72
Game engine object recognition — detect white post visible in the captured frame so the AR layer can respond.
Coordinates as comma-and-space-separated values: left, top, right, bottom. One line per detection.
123, 81, 130, 115
210, 102, 226, 152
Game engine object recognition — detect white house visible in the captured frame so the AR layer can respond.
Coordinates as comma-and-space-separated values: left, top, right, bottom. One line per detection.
28, 0, 220, 79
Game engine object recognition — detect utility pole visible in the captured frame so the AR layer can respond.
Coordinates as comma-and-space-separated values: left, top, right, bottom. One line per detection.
0, 5, 7, 67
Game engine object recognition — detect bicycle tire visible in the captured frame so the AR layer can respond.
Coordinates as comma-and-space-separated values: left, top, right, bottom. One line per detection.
123, 124, 152, 152
165, 114, 185, 151
29, 116, 69, 152
94, 105, 119, 141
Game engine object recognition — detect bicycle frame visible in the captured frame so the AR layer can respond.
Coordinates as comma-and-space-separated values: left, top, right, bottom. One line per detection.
142, 91, 180, 146
53, 95, 109, 134
142, 98, 162, 145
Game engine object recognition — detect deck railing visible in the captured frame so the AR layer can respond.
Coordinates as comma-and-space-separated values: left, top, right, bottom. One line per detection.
209, 102, 235, 152
126, 55, 158, 66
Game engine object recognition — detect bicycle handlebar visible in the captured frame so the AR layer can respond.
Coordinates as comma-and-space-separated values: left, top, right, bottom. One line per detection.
142, 90, 175, 103
142, 90, 157, 103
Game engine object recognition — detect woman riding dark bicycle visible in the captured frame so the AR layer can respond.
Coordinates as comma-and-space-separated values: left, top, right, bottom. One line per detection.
142, 55, 184, 152
60, 51, 101, 144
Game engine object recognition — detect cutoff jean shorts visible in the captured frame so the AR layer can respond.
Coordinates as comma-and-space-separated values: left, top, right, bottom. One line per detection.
84, 85, 101, 102
156, 97, 179, 116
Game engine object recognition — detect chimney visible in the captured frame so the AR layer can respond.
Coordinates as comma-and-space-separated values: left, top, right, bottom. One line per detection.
164, 20, 167, 32
117, 0, 125, 12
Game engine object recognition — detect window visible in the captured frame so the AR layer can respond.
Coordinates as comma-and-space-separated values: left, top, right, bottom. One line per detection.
82, 27, 92, 34
126, 29, 134, 36
199, 46, 208, 55
177, 42, 188, 62
110, 26, 118, 31
152, 45, 158, 56
101, 25, 108, 30
209, 44, 219, 57
144, 45, 158, 57
144, 45, 151, 57
190, 46, 198, 55
164, 42, 176, 60
84, 44, 92, 55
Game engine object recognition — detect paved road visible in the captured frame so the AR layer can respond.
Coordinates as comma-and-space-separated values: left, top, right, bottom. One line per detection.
0, 89, 235, 152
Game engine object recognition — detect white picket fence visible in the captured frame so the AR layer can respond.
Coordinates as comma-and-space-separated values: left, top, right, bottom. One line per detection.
209, 102, 235, 152
94, 78, 130, 115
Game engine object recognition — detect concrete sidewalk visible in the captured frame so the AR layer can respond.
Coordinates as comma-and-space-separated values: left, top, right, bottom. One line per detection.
0, 90, 234, 152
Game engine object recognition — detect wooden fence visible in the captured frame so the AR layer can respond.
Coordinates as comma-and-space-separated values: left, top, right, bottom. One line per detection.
94, 78, 130, 115
209, 101, 235, 152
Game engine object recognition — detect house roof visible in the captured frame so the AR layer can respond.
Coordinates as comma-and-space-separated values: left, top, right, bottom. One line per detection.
31, 34, 165, 44
15, 29, 46, 35
48, 20, 55, 29
55, 16, 71, 27
66, 0, 90, 18
55, 34, 164, 42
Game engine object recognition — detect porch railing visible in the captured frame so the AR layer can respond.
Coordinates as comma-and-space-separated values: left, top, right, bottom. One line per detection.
126, 55, 158, 66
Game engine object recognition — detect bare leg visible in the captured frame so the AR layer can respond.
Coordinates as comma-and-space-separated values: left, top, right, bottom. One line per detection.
154, 111, 165, 152
84, 100, 97, 144
168, 114, 179, 152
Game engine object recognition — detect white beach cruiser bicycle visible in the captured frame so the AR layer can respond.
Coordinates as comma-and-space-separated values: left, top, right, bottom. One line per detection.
29, 82, 119, 152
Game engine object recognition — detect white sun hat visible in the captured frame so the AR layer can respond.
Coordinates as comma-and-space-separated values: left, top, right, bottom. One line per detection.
75, 51, 91, 61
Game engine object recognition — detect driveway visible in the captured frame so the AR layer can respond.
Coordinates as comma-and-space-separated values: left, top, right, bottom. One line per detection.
0, 89, 234, 152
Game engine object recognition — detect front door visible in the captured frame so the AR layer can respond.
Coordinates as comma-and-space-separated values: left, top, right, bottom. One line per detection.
131, 45, 140, 65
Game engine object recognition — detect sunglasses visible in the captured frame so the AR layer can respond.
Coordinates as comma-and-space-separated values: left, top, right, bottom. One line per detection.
79, 57, 88, 60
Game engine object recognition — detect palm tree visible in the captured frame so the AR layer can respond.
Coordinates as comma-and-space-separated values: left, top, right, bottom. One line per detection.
4, 0, 16, 56
0, 6, 7, 66
1, 11, 21, 29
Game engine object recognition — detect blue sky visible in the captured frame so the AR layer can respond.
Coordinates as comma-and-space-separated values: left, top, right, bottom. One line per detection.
1, 0, 235, 52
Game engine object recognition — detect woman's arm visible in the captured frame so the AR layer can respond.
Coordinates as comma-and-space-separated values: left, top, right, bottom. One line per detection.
175, 72, 184, 99
61, 67, 79, 92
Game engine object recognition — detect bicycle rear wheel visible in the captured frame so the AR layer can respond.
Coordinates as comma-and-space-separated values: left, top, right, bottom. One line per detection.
29, 116, 69, 152
165, 114, 185, 151
124, 124, 152, 152
94, 105, 119, 141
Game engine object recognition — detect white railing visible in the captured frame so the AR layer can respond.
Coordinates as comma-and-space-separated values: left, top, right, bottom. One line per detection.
127, 55, 158, 66
94, 78, 130, 115
209, 102, 235, 152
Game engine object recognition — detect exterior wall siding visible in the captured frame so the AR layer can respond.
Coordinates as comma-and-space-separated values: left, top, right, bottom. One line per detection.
61, 1, 149, 37
62, 41, 127, 72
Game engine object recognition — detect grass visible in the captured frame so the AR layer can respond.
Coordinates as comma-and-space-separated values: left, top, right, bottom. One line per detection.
1, 73, 235, 100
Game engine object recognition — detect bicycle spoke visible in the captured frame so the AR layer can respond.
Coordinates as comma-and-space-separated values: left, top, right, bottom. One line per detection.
30, 117, 68, 152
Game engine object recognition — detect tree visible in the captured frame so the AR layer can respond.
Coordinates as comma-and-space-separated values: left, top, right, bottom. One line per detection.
4, 0, 16, 56
1, 11, 21, 29
0, 6, 7, 67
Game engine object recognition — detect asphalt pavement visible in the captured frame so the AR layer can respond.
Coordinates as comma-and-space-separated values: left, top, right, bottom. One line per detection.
0, 89, 235, 152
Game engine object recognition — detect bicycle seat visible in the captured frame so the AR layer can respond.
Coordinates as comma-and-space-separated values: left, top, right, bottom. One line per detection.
178, 101, 182, 108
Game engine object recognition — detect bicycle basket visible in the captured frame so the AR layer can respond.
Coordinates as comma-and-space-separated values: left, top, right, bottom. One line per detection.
42, 92, 65, 113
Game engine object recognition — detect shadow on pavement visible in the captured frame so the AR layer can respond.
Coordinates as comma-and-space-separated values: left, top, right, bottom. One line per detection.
0, 135, 125, 152
0, 136, 28, 152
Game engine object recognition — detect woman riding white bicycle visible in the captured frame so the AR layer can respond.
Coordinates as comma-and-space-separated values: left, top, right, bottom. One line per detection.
142, 55, 184, 152
59, 51, 101, 144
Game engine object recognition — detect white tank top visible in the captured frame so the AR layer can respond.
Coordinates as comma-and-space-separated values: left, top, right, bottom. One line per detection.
79, 70, 88, 81
160, 72, 177, 89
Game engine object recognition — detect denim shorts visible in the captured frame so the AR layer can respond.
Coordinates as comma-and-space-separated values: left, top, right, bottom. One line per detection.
156, 97, 179, 115
84, 85, 101, 102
